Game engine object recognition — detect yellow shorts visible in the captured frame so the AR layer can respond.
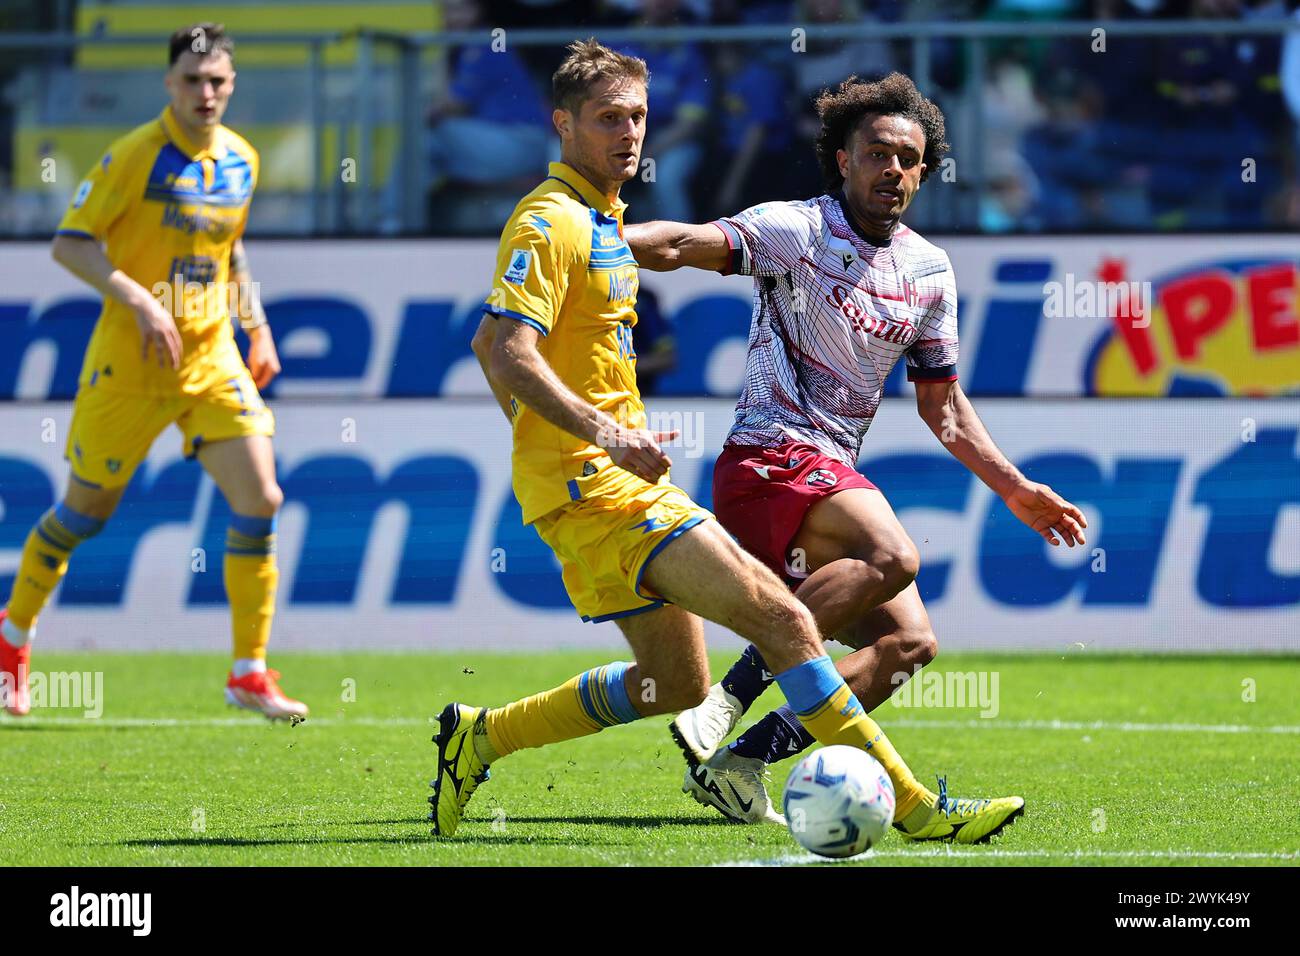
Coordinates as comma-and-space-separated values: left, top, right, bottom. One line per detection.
65, 368, 275, 488
532, 463, 713, 623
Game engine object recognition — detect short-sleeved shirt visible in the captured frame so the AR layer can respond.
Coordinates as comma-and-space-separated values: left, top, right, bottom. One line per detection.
483, 161, 644, 523
711, 193, 959, 465
56, 106, 259, 397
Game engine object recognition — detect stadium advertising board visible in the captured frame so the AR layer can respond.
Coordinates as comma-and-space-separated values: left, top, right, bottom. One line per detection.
3, 236, 1299, 400
0, 400, 1294, 651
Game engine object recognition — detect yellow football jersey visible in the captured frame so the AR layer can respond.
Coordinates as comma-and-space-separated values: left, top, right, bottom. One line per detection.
485, 161, 645, 524
56, 105, 259, 397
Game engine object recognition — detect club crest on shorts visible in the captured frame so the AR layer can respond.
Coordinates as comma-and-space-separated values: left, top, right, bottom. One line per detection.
805, 468, 838, 488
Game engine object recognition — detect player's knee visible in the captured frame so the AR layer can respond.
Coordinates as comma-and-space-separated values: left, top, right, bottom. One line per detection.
873, 540, 920, 597
906, 628, 939, 668
764, 595, 820, 653
242, 482, 283, 517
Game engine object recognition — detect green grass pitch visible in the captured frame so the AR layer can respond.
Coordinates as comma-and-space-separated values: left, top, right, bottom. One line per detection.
1, 651, 1297, 867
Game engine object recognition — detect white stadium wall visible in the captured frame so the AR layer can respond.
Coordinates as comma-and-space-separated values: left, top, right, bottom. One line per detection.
0, 238, 1297, 651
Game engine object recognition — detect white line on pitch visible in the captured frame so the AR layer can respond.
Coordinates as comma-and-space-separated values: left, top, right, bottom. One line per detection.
885, 717, 1300, 735
1, 715, 432, 728
6, 715, 1299, 734
721, 848, 1300, 867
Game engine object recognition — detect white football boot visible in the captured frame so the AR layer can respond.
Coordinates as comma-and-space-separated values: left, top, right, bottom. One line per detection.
683, 747, 786, 825
669, 682, 744, 766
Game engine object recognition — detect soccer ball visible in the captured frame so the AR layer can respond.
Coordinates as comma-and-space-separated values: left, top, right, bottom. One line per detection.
783, 745, 896, 859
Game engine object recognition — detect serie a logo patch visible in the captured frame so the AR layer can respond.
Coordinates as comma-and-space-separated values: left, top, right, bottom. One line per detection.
504, 249, 532, 285
71, 180, 93, 209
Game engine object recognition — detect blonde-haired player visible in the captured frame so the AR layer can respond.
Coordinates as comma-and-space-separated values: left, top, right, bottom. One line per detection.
0, 23, 306, 720
431, 40, 977, 839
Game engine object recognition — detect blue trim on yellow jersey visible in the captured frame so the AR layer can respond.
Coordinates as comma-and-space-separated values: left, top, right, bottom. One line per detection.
144, 188, 250, 208
55, 229, 96, 240
544, 176, 588, 206
581, 600, 665, 624
567, 479, 581, 501
634, 514, 706, 599
67, 471, 103, 490
589, 209, 635, 269
483, 304, 549, 336
144, 142, 253, 207
589, 256, 638, 272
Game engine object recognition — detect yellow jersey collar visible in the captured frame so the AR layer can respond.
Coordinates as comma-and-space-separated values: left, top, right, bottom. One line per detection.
160, 106, 227, 161
546, 162, 626, 217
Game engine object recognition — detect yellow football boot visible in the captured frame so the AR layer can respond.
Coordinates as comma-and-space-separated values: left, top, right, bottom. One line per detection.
897, 776, 1025, 844
428, 703, 491, 837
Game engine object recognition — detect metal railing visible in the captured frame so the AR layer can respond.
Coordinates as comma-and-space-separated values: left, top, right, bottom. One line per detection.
0, 17, 1297, 237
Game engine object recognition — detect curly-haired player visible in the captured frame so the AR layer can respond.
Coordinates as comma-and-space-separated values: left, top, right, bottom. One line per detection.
627, 72, 1087, 842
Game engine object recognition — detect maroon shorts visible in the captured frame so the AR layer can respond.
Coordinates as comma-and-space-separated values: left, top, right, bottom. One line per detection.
711, 439, 876, 586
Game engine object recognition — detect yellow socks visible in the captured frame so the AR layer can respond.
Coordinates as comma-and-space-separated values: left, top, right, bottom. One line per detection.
775, 656, 934, 820
224, 514, 278, 661
483, 662, 640, 760
4, 504, 106, 635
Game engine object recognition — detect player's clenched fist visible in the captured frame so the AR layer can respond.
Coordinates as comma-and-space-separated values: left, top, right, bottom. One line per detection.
131, 292, 183, 369
246, 326, 281, 390
600, 426, 679, 484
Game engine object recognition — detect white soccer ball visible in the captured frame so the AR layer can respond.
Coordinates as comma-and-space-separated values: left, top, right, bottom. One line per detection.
783, 745, 896, 859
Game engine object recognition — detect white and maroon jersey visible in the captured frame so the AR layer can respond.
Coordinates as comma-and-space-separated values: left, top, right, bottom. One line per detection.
711, 194, 959, 466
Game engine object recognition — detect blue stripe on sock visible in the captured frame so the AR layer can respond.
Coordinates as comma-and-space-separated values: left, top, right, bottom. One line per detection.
229, 513, 276, 537
589, 669, 615, 725
38, 517, 78, 549
576, 666, 639, 727
225, 529, 276, 555
601, 662, 640, 724
576, 670, 611, 726
52, 503, 104, 540
35, 525, 73, 552
774, 656, 844, 716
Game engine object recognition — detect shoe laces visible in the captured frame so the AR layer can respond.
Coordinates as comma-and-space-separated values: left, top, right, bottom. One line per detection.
935, 775, 991, 818
726, 753, 773, 788
700, 697, 736, 743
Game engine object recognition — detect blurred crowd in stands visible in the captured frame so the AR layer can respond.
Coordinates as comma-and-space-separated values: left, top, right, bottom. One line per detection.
422, 0, 1300, 232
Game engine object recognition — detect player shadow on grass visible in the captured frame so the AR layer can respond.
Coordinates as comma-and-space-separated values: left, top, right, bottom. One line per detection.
466, 814, 737, 828
339, 814, 735, 829
113, 834, 581, 848
0, 722, 92, 732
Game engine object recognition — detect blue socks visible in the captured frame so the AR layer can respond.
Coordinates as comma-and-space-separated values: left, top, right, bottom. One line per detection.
720, 644, 775, 709
730, 704, 815, 763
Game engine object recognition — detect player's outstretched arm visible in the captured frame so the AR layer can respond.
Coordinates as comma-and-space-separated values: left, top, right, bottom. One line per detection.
489, 317, 678, 483
625, 220, 731, 273
915, 378, 1088, 548
51, 233, 182, 369
470, 314, 518, 423
229, 239, 280, 390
